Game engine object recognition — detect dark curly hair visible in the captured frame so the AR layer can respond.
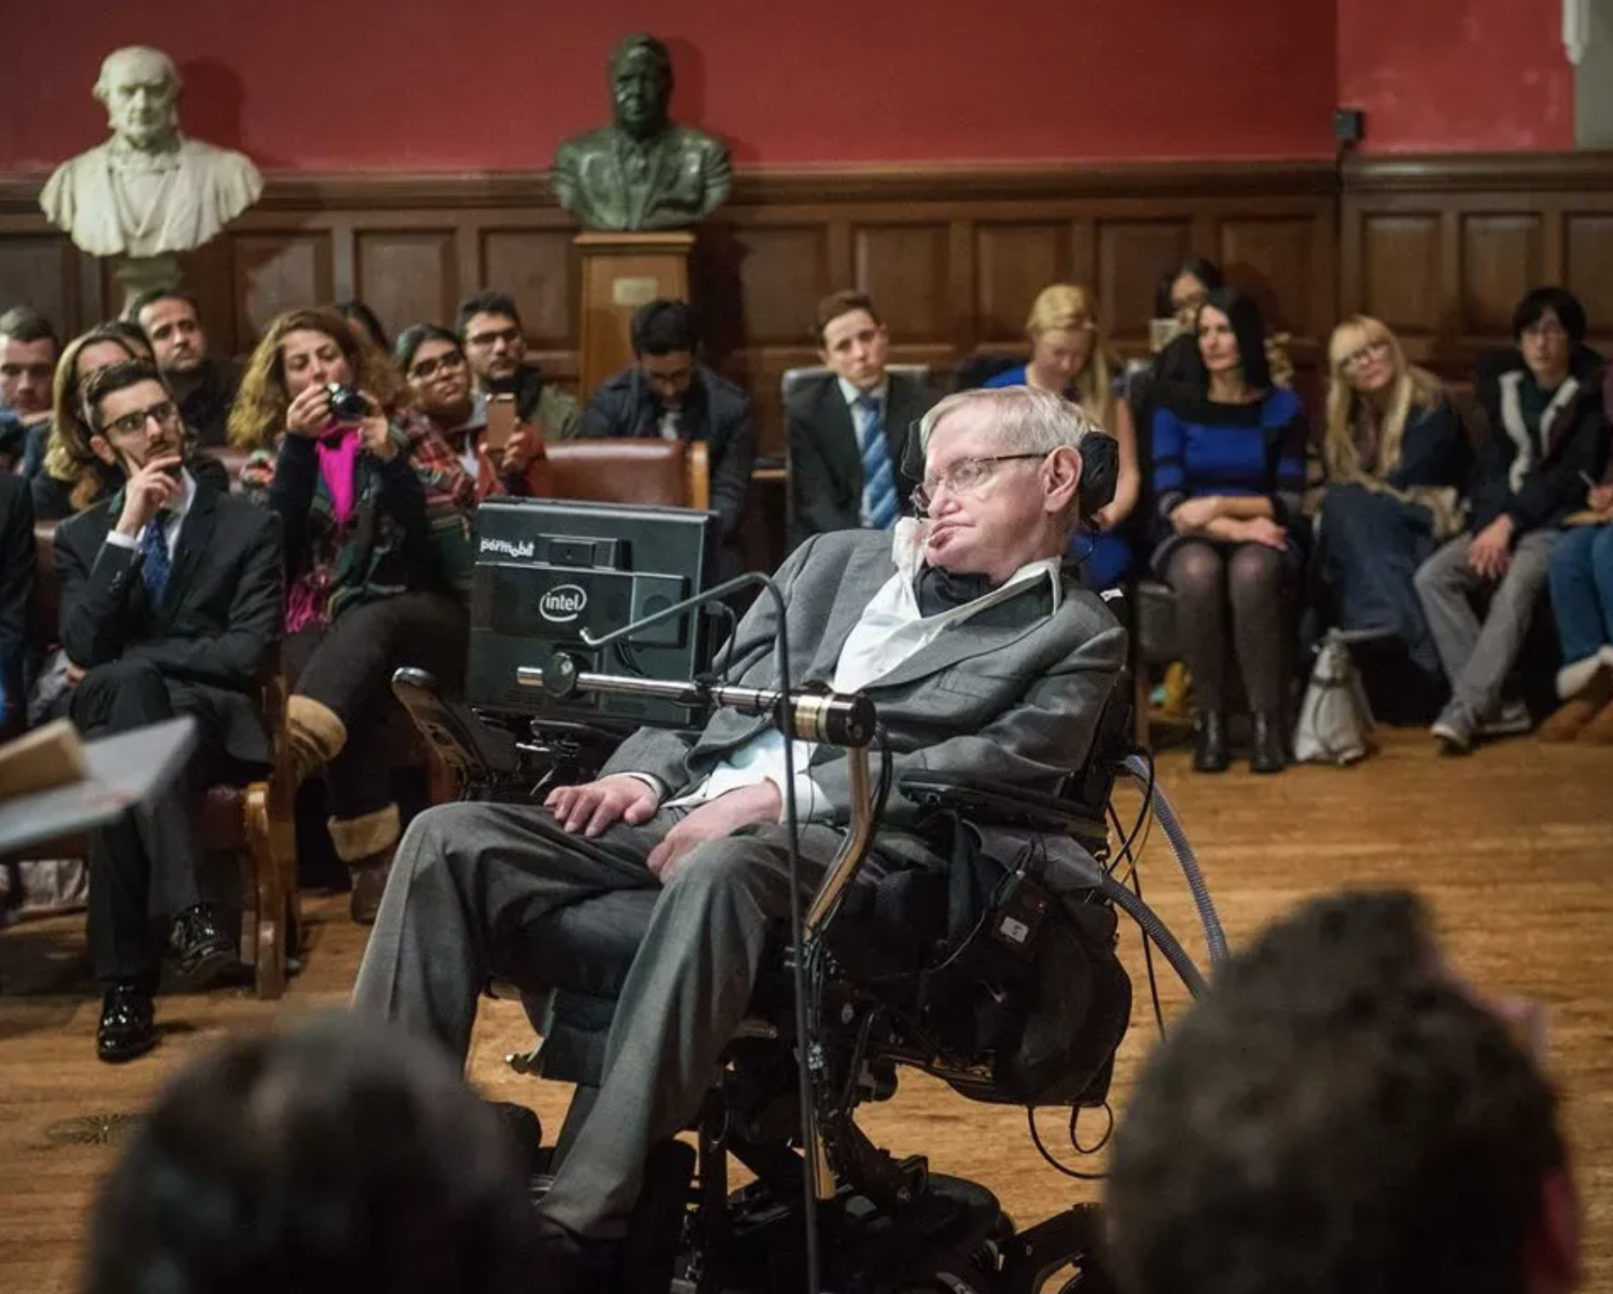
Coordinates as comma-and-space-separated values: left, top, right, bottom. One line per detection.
1105, 888, 1564, 1294
82, 1015, 535, 1294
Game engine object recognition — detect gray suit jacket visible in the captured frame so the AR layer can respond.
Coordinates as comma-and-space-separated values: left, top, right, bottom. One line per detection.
601, 529, 1127, 831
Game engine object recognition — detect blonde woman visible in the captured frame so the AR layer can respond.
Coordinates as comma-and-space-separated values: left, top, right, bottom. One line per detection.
1318, 316, 1469, 698
985, 284, 1140, 588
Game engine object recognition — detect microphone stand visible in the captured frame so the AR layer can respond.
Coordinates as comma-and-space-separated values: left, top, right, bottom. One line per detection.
517, 571, 879, 1294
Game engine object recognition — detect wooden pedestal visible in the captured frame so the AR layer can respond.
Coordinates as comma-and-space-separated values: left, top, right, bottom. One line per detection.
575, 231, 694, 398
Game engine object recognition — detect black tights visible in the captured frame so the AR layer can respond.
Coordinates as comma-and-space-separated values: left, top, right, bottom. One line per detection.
1165, 540, 1288, 714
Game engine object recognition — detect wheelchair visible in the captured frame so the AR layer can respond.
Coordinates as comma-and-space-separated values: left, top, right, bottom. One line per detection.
392, 664, 1223, 1294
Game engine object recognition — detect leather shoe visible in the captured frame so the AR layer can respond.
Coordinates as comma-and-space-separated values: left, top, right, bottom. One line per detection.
97, 983, 157, 1063
1249, 712, 1286, 774
1192, 711, 1230, 773
168, 903, 235, 985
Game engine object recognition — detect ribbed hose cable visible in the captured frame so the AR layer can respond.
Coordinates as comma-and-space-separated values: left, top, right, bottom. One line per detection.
1097, 872, 1207, 998
1122, 753, 1229, 967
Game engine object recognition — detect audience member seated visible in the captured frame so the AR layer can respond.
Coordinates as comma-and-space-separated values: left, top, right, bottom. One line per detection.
1318, 315, 1471, 701
1106, 888, 1577, 1294
229, 309, 471, 924
0, 305, 58, 468
984, 283, 1140, 589
37, 323, 227, 521
455, 289, 581, 438
82, 1015, 537, 1294
334, 297, 390, 353
1416, 287, 1605, 755
352, 387, 1124, 1292
129, 287, 239, 448
1151, 287, 1307, 775
1540, 376, 1613, 742
581, 298, 756, 577
786, 289, 942, 548
0, 471, 34, 735
51, 359, 282, 1063
397, 322, 555, 500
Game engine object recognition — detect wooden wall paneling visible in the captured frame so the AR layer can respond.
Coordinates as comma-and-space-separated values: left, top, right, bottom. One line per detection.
1458, 212, 1544, 340
1096, 219, 1192, 347
1216, 215, 1321, 339
973, 222, 1069, 344
1564, 212, 1613, 334
851, 222, 950, 345
479, 226, 577, 350
947, 218, 974, 356
230, 231, 336, 347
353, 227, 459, 341
0, 235, 78, 336
1353, 211, 1443, 339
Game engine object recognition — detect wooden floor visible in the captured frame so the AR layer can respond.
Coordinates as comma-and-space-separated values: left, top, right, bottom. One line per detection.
3, 730, 1612, 1293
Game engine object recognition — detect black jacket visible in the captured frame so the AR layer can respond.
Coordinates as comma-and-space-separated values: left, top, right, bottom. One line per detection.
54, 480, 283, 765
581, 364, 757, 546
0, 473, 35, 732
1469, 345, 1606, 535
786, 370, 941, 549
174, 359, 241, 449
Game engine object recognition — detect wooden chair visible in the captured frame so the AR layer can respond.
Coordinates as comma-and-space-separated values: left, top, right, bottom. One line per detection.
545, 438, 711, 511
11, 521, 301, 999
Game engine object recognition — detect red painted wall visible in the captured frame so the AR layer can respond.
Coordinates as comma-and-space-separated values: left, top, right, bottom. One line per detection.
0, 0, 1339, 172
1338, 0, 1574, 153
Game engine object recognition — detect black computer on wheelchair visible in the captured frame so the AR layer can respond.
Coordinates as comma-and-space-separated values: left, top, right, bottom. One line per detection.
392, 497, 1223, 1294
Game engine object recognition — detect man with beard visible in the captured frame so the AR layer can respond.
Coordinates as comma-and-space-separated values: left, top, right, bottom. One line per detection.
129, 288, 238, 448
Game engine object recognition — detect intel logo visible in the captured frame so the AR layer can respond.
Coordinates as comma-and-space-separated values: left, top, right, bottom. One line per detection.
539, 585, 587, 623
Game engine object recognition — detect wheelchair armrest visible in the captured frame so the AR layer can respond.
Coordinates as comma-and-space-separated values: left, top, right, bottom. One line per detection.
390, 668, 520, 785
898, 773, 1109, 845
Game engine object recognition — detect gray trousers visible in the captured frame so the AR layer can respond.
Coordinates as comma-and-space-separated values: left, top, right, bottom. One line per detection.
351, 799, 858, 1238
1413, 527, 1557, 717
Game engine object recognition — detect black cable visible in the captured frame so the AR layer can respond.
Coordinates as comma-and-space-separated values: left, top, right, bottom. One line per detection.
1070, 1101, 1114, 1158
1027, 1106, 1108, 1181
1107, 791, 1166, 1038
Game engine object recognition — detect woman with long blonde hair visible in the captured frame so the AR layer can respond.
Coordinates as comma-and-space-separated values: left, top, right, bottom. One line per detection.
231, 308, 471, 924
1318, 315, 1469, 704
984, 284, 1140, 589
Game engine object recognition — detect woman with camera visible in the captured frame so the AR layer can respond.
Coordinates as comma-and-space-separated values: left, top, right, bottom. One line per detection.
229, 308, 471, 923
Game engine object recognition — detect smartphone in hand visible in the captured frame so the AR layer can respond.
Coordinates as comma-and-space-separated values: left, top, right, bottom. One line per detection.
484, 394, 517, 453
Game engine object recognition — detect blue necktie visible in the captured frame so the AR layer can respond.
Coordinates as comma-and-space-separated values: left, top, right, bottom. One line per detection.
855, 393, 898, 530
140, 516, 171, 604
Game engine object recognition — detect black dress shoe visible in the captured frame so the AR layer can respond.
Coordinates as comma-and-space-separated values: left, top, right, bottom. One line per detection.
1192, 711, 1230, 773
97, 983, 157, 1063
168, 903, 235, 984
1249, 711, 1287, 774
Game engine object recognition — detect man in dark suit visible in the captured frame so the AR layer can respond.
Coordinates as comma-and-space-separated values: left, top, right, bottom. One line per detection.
0, 473, 36, 737
354, 386, 1125, 1288
787, 290, 942, 549
128, 286, 240, 449
581, 299, 756, 576
54, 360, 282, 1062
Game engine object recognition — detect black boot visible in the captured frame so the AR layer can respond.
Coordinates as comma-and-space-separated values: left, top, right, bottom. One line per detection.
1250, 711, 1287, 774
1193, 711, 1230, 773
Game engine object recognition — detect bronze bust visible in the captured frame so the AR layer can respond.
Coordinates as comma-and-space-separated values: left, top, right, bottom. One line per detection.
553, 34, 732, 232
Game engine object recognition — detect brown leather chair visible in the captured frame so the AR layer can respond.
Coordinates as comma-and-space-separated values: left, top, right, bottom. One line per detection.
12, 521, 300, 999
545, 438, 711, 510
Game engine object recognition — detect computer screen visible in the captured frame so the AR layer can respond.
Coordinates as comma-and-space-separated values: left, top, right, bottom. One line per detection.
466, 498, 717, 730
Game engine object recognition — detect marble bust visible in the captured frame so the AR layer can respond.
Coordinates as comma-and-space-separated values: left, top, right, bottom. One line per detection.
553, 34, 732, 232
39, 46, 263, 259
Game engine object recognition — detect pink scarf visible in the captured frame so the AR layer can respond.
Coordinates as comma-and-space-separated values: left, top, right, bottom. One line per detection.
316, 426, 360, 525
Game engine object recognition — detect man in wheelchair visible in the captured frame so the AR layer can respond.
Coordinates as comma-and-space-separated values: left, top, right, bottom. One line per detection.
353, 386, 1129, 1291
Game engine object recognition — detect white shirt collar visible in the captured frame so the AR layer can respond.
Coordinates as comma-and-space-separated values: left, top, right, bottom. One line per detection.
888, 516, 1064, 615
838, 375, 889, 409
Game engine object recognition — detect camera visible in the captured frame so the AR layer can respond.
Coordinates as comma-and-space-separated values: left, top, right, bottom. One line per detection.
326, 383, 370, 422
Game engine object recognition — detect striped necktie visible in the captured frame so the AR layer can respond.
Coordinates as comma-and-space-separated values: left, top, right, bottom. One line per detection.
855, 392, 898, 530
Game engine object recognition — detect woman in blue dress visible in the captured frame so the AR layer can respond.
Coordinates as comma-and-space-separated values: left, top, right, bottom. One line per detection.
1151, 288, 1308, 774
984, 284, 1139, 590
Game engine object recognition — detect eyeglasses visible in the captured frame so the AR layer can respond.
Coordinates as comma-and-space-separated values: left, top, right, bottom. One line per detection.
466, 325, 521, 350
912, 453, 1046, 516
1340, 338, 1391, 372
101, 400, 180, 439
409, 351, 466, 381
1521, 321, 1567, 342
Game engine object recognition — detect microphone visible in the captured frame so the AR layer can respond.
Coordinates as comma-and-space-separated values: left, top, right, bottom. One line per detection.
518, 653, 877, 748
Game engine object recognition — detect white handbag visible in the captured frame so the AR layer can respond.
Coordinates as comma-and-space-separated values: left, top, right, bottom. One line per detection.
1293, 629, 1376, 765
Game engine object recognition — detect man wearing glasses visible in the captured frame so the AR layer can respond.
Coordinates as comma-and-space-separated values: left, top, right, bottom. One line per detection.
353, 386, 1125, 1292
1415, 287, 1606, 753
453, 290, 581, 440
51, 360, 282, 1063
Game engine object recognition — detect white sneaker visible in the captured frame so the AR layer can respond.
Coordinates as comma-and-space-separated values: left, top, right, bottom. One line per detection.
1432, 705, 1475, 754
1478, 700, 1532, 738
